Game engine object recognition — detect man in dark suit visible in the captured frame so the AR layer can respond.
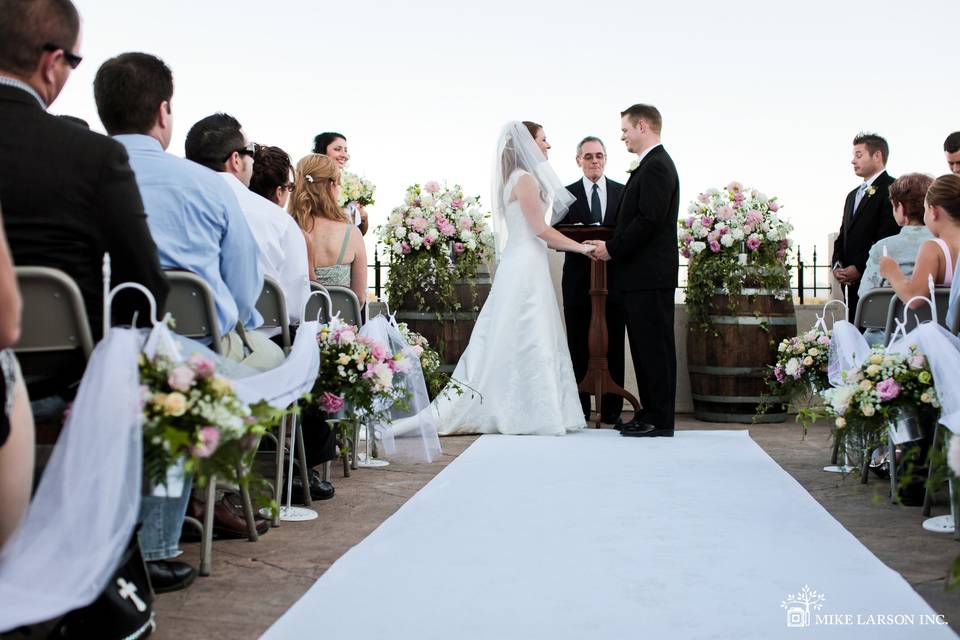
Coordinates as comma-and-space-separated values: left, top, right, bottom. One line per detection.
555, 136, 624, 423
832, 133, 898, 321
587, 104, 679, 437
0, 0, 168, 343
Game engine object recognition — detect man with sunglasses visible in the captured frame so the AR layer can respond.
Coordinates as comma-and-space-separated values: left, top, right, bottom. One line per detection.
0, 0, 169, 341
186, 120, 310, 330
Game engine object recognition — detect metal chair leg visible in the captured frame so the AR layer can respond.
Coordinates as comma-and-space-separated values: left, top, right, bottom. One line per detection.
200, 477, 216, 576
889, 439, 898, 504
860, 445, 870, 484
351, 422, 360, 471
923, 424, 942, 517
322, 460, 330, 483
830, 432, 840, 465
294, 415, 312, 507
272, 417, 284, 527
237, 463, 258, 542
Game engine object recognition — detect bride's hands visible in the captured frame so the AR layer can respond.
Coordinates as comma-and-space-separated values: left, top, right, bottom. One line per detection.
580, 244, 598, 259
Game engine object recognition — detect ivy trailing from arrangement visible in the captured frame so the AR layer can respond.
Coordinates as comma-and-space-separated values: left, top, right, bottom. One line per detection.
680, 181, 794, 330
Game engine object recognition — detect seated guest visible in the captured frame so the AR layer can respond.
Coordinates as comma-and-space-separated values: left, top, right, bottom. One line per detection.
313, 131, 368, 235
250, 144, 295, 208
880, 174, 960, 309
95, 53, 274, 591
290, 154, 368, 305
189, 129, 309, 328
0, 204, 33, 549
945, 132, 960, 176
0, 0, 168, 348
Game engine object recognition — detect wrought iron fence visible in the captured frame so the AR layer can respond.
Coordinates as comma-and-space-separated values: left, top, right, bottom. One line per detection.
369, 246, 834, 304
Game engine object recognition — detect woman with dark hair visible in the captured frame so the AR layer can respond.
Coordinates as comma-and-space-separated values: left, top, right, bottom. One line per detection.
312, 131, 368, 235
250, 145, 294, 209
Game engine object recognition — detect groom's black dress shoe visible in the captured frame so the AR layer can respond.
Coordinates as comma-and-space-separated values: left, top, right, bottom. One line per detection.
618, 419, 674, 437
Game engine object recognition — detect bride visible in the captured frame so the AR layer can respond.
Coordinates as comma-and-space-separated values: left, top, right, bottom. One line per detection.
416, 121, 596, 436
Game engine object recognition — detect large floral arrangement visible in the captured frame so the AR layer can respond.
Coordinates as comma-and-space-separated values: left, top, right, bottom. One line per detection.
680, 181, 794, 328
377, 181, 494, 311
313, 316, 409, 424
821, 345, 939, 445
140, 352, 279, 489
759, 327, 832, 433
338, 170, 376, 208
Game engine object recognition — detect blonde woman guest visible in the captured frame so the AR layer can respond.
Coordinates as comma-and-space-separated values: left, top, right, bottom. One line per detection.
880, 174, 960, 307
312, 132, 368, 235
290, 154, 368, 304
0, 204, 33, 549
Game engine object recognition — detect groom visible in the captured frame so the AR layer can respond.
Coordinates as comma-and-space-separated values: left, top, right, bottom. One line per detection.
587, 104, 679, 438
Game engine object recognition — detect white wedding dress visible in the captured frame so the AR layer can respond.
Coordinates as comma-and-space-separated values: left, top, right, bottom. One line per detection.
428, 169, 585, 435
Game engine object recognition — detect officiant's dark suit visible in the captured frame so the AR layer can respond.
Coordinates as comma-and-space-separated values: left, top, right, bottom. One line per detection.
606, 144, 679, 430
831, 170, 898, 321
556, 175, 623, 422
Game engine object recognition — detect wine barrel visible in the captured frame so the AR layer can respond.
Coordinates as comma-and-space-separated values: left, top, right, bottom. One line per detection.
394, 268, 491, 371
687, 289, 796, 423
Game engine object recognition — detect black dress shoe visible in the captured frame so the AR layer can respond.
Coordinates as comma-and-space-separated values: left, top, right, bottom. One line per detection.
290, 469, 335, 502
147, 560, 196, 594
621, 423, 674, 438
615, 418, 652, 433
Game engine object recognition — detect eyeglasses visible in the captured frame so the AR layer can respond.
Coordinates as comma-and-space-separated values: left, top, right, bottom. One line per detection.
224, 141, 258, 162
42, 43, 82, 69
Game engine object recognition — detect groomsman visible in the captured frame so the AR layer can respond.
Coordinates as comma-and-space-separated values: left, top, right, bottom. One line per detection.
945, 132, 960, 175
832, 133, 898, 321
554, 137, 624, 423
587, 104, 679, 437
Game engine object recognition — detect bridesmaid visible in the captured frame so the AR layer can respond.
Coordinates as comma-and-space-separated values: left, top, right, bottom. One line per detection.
313, 131, 368, 235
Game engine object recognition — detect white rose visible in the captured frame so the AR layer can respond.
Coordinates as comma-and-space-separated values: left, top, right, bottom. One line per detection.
784, 358, 800, 377
394, 226, 406, 239
420, 194, 434, 207
459, 230, 475, 242
720, 234, 735, 247
465, 239, 478, 251
731, 228, 745, 241
690, 241, 706, 254
425, 228, 440, 241
861, 403, 876, 417
803, 356, 813, 366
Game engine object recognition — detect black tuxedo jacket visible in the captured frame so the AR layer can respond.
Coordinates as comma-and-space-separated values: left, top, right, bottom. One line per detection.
606, 145, 680, 292
831, 171, 899, 277
0, 84, 168, 340
555, 176, 624, 306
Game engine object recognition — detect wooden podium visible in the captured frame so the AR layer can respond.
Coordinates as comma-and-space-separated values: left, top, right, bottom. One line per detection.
557, 225, 641, 427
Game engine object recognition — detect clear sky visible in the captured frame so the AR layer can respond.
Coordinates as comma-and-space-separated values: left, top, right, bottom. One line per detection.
56, 0, 958, 267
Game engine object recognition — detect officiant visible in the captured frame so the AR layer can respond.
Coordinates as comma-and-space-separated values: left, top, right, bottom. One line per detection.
554, 136, 624, 423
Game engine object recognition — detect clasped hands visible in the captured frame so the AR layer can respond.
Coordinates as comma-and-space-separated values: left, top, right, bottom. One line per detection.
832, 264, 860, 286
582, 240, 611, 261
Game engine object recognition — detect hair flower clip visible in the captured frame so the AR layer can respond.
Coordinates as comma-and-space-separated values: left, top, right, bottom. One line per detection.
305, 174, 315, 183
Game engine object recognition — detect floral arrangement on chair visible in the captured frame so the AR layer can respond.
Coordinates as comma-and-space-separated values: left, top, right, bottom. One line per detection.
338, 171, 376, 208
139, 352, 281, 489
376, 181, 493, 311
821, 345, 939, 452
679, 181, 794, 328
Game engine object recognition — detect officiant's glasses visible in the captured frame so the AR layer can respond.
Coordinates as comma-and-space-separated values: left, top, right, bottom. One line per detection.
42, 43, 82, 69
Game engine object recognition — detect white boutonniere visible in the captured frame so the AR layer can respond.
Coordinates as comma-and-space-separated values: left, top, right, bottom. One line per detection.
627, 158, 640, 174
865, 185, 877, 197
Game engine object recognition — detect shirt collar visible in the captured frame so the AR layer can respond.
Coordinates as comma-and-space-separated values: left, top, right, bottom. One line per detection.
113, 133, 164, 152
863, 170, 883, 186
0, 75, 46, 109
635, 142, 662, 166
582, 175, 606, 192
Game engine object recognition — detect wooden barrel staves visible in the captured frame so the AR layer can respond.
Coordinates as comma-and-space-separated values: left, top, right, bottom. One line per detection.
687, 289, 796, 423
394, 266, 491, 372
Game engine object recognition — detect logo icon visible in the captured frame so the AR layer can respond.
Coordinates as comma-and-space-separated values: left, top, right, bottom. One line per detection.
781, 585, 826, 628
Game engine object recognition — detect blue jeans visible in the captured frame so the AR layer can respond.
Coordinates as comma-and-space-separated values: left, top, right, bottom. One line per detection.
138, 472, 192, 562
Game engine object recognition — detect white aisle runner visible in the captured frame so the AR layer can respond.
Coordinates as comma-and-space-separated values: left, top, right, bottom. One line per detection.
262, 430, 957, 639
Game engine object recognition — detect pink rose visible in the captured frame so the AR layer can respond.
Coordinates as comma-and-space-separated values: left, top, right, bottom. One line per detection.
774, 365, 785, 383
439, 221, 456, 237
716, 205, 734, 220
168, 365, 196, 392
401, 242, 411, 254
768, 201, 780, 212
411, 217, 428, 233
746, 236, 761, 251
700, 215, 714, 227
876, 378, 901, 402
908, 354, 925, 370
776, 248, 787, 258
319, 391, 345, 414
734, 192, 745, 204
370, 342, 389, 362
423, 236, 434, 248
726, 181, 743, 193
681, 248, 692, 259
191, 426, 220, 459
451, 198, 464, 209
187, 354, 216, 379
454, 242, 466, 254
709, 240, 721, 253
746, 210, 763, 224
685, 216, 696, 228
458, 216, 473, 231
742, 223, 754, 235
697, 193, 710, 204
423, 181, 441, 194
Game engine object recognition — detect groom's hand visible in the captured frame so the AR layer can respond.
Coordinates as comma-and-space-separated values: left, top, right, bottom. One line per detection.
586, 240, 611, 261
